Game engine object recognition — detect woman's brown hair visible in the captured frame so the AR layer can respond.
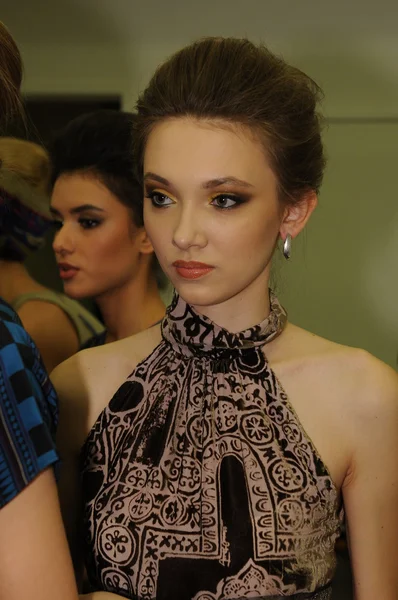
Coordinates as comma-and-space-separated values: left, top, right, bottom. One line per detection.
0, 21, 24, 130
135, 37, 325, 203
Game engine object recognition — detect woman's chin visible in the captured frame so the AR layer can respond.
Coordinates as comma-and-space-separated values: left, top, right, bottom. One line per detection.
173, 282, 223, 308
62, 282, 91, 300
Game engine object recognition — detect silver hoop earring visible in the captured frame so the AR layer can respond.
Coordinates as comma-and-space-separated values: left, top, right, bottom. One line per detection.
283, 234, 292, 260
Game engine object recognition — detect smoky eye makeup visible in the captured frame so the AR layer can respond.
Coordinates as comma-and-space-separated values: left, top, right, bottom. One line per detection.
210, 192, 250, 210
144, 185, 175, 207
78, 217, 103, 229
143, 180, 252, 210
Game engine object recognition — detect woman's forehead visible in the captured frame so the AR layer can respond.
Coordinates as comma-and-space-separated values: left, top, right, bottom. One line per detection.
144, 118, 274, 186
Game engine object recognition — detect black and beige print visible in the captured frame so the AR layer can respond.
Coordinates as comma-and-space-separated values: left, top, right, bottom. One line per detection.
81, 293, 341, 599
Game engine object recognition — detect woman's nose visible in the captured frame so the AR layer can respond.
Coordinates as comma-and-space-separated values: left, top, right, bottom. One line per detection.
172, 208, 207, 250
52, 224, 75, 255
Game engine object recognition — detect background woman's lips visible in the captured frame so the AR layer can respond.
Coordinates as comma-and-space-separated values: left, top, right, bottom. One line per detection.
58, 263, 80, 280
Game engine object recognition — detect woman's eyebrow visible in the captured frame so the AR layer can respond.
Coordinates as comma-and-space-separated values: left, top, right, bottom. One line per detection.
144, 172, 254, 191
144, 172, 170, 186
50, 204, 105, 216
144, 172, 178, 195
202, 177, 254, 189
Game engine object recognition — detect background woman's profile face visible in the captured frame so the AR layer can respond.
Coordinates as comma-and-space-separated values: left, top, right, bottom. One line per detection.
51, 174, 146, 300
143, 117, 285, 310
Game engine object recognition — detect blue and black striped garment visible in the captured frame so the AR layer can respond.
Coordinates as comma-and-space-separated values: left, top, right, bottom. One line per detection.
0, 298, 59, 508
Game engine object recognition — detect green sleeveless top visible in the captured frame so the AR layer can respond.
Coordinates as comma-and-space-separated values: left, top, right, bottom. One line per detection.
12, 290, 104, 346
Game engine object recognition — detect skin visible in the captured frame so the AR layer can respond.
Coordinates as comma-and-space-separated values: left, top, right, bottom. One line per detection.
51, 173, 165, 343
0, 467, 80, 600
0, 465, 118, 600
52, 118, 398, 600
0, 260, 80, 372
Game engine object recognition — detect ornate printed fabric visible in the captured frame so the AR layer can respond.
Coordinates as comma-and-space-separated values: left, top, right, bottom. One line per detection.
81, 292, 342, 599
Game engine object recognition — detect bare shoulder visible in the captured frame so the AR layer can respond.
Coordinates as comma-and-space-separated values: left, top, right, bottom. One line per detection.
78, 323, 162, 382
52, 323, 161, 389
268, 323, 398, 488
18, 299, 77, 337
51, 324, 162, 450
273, 322, 398, 420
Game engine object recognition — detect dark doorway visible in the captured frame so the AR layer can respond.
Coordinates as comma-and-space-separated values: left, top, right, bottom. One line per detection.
24, 94, 121, 146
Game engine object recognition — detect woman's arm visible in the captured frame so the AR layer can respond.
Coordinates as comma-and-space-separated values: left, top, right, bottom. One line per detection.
52, 354, 92, 584
343, 357, 398, 599
0, 468, 79, 600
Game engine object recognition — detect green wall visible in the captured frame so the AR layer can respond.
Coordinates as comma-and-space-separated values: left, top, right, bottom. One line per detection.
277, 122, 397, 368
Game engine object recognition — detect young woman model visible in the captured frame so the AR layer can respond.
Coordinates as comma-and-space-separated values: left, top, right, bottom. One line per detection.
0, 20, 119, 600
49, 110, 166, 348
0, 137, 104, 370
53, 38, 398, 600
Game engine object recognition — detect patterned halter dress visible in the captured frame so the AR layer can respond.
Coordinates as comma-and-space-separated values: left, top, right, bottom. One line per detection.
81, 293, 342, 599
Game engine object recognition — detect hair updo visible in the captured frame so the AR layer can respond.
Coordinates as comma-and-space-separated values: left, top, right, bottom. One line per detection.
135, 37, 325, 203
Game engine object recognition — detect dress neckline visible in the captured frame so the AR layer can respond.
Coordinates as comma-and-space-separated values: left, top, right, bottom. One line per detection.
161, 290, 287, 358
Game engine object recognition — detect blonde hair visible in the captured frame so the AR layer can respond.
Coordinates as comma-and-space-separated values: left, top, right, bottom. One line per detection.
0, 137, 51, 194
0, 21, 24, 128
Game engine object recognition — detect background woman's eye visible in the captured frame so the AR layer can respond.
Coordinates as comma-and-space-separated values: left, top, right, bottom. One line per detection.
211, 194, 242, 209
147, 191, 173, 207
52, 220, 63, 231
79, 218, 101, 229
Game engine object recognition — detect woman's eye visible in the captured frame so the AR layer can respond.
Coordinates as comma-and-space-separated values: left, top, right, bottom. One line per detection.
147, 191, 174, 207
52, 220, 63, 231
210, 194, 243, 209
79, 218, 101, 229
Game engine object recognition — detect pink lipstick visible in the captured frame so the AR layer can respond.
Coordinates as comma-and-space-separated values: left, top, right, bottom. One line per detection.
172, 260, 214, 280
58, 262, 80, 281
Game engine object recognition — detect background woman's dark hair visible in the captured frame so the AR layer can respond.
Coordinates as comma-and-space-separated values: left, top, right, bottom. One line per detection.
0, 21, 25, 131
135, 37, 326, 203
50, 110, 144, 227
49, 109, 167, 286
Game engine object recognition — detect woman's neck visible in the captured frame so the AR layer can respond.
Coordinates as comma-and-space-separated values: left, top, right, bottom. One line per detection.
0, 260, 45, 304
95, 275, 166, 343
191, 271, 272, 333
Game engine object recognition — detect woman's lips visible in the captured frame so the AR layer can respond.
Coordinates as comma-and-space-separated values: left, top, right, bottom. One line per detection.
172, 260, 214, 280
58, 263, 80, 281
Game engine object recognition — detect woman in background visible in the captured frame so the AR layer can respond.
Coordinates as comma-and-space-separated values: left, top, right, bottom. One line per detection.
0, 137, 104, 370
50, 110, 167, 348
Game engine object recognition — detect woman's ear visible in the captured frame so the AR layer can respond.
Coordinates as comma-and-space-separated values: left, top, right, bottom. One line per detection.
136, 228, 155, 255
280, 190, 318, 241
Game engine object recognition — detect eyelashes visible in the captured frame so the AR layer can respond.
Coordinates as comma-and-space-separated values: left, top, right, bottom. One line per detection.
145, 189, 248, 210
51, 218, 102, 231
209, 193, 246, 210
52, 220, 63, 231
78, 218, 102, 229
145, 191, 174, 208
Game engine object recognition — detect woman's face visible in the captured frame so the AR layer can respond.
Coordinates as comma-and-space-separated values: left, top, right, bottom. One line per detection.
51, 174, 148, 300
143, 118, 285, 315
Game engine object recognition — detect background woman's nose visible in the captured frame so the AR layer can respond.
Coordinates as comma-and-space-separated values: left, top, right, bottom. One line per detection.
52, 224, 74, 254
